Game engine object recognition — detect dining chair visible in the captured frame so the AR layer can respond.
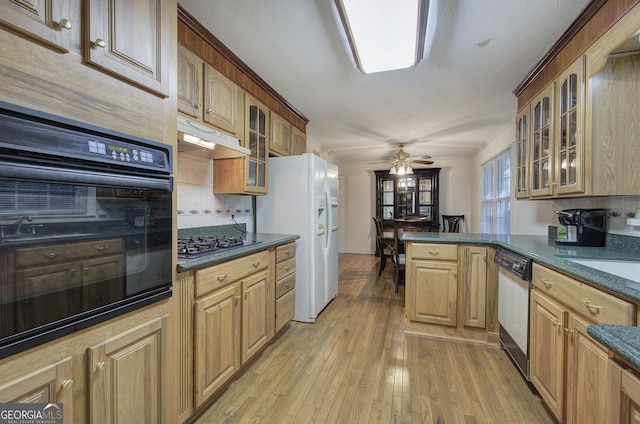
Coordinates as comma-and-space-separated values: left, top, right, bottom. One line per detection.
373, 217, 393, 276
442, 215, 465, 233
392, 219, 405, 294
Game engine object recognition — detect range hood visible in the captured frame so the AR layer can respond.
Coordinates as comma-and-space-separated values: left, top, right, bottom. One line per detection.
177, 114, 250, 159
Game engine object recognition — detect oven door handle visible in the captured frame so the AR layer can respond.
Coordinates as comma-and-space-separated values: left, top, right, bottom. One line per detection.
0, 160, 172, 191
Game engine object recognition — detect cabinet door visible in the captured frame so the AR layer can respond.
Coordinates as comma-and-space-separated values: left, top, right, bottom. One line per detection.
82, 254, 124, 308
566, 314, 621, 424
194, 283, 241, 407
462, 246, 487, 328
515, 106, 529, 198
530, 290, 566, 422
621, 369, 640, 424
270, 112, 291, 156
555, 58, 584, 195
291, 127, 307, 155
409, 260, 457, 326
204, 64, 242, 136
0, 0, 72, 52
177, 45, 203, 118
86, 0, 169, 97
0, 356, 73, 424
88, 316, 167, 424
244, 94, 269, 194
241, 269, 274, 363
530, 84, 555, 197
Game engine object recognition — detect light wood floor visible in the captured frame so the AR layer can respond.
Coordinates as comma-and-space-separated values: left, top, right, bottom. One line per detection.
193, 253, 554, 424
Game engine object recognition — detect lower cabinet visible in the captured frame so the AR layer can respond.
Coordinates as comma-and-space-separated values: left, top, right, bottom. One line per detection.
88, 315, 168, 424
530, 263, 635, 423
275, 242, 296, 332
621, 369, 640, 424
0, 356, 74, 424
410, 259, 458, 326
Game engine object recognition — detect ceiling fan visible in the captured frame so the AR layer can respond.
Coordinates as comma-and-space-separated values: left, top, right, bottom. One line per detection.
370, 143, 433, 175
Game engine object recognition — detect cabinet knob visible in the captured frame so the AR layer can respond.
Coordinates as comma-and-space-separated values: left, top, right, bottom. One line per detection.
284, 283, 289, 289
93, 38, 106, 48
206, 108, 213, 114
235, 295, 241, 303
252, 261, 260, 268
61, 379, 74, 390
284, 249, 290, 255
452, 271, 457, 278
564, 327, 574, 335
44, 252, 60, 259
284, 266, 290, 272
97, 361, 107, 371
195, 103, 201, 109
58, 19, 72, 30
552, 320, 561, 327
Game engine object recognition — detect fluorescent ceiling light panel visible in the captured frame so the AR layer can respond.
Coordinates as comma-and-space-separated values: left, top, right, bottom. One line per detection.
336, 0, 427, 74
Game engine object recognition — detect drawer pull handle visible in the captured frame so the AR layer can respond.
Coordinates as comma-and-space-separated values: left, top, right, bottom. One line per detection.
564, 327, 574, 335
552, 320, 561, 327
92, 38, 106, 48
284, 266, 290, 272
284, 249, 290, 255
428, 251, 440, 255
97, 361, 107, 371
61, 379, 74, 390
252, 261, 260, 268
44, 252, 60, 259
96, 246, 108, 252
58, 19, 72, 30
541, 279, 554, 288
582, 300, 602, 311
235, 295, 241, 303
217, 273, 228, 282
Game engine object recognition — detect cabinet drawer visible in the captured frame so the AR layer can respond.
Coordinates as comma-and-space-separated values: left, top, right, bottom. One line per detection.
276, 242, 296, 263
532, 263, 635, 325
196, 250, 269, 297
410, 243, 457, 261
15, 238, 123, 268
276, 273, 296, 298
276, 257, 296, 281
276, 288, 295, 331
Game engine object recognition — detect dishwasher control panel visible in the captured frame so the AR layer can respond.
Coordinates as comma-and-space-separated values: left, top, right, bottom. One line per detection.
494, 247, 532, 280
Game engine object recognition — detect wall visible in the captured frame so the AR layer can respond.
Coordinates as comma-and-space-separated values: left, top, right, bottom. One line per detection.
177, 152, 254, 230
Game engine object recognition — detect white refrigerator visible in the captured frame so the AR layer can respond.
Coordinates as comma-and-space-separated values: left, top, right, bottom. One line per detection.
256, 153, 339, 323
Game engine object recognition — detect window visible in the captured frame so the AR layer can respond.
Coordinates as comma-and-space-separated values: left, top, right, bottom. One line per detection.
0, 181, 88, 215
481, 149, 511, 234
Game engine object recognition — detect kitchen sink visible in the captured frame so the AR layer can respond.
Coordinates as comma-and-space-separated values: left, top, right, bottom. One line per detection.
568, 259, 640, 283
1, 233, 95, 242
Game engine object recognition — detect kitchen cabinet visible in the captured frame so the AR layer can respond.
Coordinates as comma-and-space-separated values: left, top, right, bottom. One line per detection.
529, 83, 555, 197
291, 127, 307, 155
407, 243, 458, 326
214, 94, 269, 195
85, 0, 170, 97
0, 0, 72, 53
0, 356, 74, 424
193, 249, 274, 407
88, 315, 168, 424
621, 369, 640, 424
529, 263, 635, 423
515, 106, 530, 198
275, 242, 296, 332
177, 45, 243, 137
270, 112, 292, 156
461, 246, 487, 329
374, 169, 440, 229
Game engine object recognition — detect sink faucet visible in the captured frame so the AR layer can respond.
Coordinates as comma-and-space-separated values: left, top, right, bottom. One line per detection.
13, 215, 32, 235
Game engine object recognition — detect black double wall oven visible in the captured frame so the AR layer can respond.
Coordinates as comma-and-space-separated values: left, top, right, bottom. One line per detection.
0, 102, 173, 359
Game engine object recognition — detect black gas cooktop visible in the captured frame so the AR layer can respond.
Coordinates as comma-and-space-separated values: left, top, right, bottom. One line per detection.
177, 235, 260, 258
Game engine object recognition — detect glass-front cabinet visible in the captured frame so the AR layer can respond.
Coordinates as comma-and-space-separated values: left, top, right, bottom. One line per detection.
515, 106, 529, 198
555, 58, 583, 195
375, 169, 440, 229
245, 94, 269, 194
530, 84, 554, 197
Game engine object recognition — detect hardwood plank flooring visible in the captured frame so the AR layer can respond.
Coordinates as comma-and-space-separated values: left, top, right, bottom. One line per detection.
193, 253, 553, 424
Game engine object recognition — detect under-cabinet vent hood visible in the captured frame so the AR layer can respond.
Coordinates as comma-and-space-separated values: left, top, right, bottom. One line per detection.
177, 114, 250, 159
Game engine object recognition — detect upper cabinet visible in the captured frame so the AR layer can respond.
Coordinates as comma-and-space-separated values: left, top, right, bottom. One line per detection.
270, 112, 292, 156
0, 0, 72, 53
515, 1, 640, 198
291, 127, 307, 155
86, 0, 170, 97
177, 45, 203, 118
243, 94, 269, 194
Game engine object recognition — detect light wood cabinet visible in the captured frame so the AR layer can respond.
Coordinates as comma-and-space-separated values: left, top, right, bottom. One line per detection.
275, 242, 296, 332
177, 45, 203, 119
529, 83, 555, 197
529, 263, 635, 423
88, 315, 168, 424
194, 282, 241, 408
0, 356, 74, 424
270, 112, 292, 156
407, 243, 458, 326
515, 106, 530, 198
241, 269, 273, 363
0, 0, 72, 53
291, 127, 307, 155
621, 369, 640, 424
461, 246, 487, 328
85, 0, 170, 97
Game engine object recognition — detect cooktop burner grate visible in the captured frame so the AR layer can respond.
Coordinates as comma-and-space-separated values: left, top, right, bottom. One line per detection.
177, 236, 259, 258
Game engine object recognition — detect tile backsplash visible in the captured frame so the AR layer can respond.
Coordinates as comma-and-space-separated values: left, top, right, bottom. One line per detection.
177, 152, 254, 231
552, 196, 640, 237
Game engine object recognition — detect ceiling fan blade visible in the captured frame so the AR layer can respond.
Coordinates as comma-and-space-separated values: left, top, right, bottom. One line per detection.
368, 161, 392, 164
413, 154, 432, 159
412, 160, 434, 165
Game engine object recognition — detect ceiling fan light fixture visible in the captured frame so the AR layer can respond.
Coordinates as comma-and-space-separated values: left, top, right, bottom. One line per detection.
335, 0, 429, 74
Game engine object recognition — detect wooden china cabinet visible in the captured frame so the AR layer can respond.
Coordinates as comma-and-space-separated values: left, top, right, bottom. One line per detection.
374, 169, 440, 230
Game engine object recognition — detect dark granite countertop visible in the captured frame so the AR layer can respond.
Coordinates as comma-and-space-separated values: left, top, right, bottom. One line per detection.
588, 324, 640, 370
176, 232, 299, 272
400, 232, 640, 302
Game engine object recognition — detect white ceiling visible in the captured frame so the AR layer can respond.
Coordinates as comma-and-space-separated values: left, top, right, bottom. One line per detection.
178, 0, 592, 166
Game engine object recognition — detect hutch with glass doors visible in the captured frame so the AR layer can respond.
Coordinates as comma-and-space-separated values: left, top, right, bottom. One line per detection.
375, 169, 440, 230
